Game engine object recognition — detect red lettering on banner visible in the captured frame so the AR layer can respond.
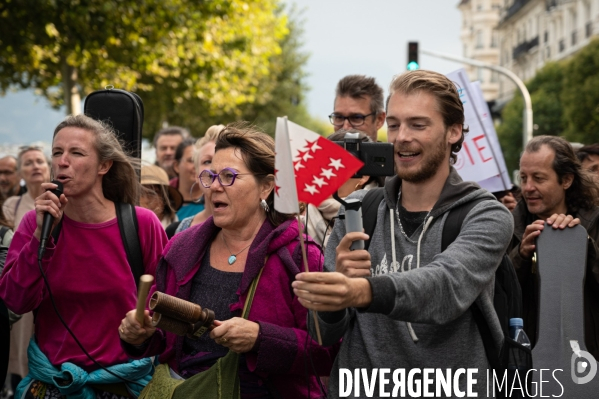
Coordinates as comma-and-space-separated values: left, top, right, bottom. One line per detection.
462, 142, 475, 165
472, 135, 492, 163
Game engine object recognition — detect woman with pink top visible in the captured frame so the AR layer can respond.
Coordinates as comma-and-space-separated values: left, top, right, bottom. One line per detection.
119, 124, 336, 398
0, 115, 168, 399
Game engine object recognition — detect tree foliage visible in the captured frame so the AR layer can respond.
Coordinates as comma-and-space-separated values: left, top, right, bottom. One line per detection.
497, 62, 566, 173
497, 92, 524, 173
142, 4, 330, 137
0, 0, 305, 131
561, 39, 599, 143
497, 39, 599, 173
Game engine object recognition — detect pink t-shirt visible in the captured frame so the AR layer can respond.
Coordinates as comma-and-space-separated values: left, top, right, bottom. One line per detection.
0, 206, 167, 371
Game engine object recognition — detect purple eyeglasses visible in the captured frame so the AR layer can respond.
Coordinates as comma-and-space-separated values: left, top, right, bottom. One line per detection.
199, 168, 257, 188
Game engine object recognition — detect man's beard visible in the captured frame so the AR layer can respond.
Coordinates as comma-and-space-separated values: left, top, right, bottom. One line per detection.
396, 137, 447, 183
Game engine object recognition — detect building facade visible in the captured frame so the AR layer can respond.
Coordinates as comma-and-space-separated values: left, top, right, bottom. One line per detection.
459, 0, 599, 106
459, 0, 503, 101
498, 0, 599, 103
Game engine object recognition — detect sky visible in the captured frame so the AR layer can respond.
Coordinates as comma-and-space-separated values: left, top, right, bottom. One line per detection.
287, 0, 465, 119
0, 0, 466, 146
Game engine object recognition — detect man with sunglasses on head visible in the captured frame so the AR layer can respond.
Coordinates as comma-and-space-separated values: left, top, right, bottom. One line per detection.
330, 75, 386, 142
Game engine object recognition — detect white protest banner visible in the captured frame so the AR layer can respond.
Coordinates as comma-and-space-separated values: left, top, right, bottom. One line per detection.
446, 69, 500, 184
470, 81, 512, 192
274, 117, 300, 214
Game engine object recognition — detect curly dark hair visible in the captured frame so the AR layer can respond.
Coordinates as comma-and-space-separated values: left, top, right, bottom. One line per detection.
386, 70, 469, 164
525, 136, 599, 212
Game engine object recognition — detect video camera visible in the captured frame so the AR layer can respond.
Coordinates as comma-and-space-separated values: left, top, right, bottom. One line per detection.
333, 133, 395, 178
332, 133, 395, 250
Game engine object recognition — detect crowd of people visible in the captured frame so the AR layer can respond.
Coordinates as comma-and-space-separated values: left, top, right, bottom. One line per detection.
0, 69, 597, 398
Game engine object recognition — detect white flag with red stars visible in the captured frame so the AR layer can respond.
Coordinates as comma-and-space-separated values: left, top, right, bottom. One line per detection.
274, 117, 364, 214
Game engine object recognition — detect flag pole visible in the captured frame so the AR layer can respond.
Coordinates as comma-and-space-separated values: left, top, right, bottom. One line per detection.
296, 215, 323, 346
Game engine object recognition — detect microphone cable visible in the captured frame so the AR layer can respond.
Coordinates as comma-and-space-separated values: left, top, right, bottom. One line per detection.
37, 255, 145, 387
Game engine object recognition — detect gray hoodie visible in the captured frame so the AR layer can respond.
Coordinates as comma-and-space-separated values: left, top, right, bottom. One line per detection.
313, 169, 514, 398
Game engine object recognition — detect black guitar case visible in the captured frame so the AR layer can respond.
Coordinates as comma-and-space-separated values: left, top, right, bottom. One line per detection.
83, 87, 144, 160
532, 223, 599, 397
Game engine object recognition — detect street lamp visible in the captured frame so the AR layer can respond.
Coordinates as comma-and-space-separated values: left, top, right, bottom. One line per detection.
421, 49, 533, 149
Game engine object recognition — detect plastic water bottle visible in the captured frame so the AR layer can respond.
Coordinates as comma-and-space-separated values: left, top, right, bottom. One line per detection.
509, 318, 531, 349
507, 318, 531, 398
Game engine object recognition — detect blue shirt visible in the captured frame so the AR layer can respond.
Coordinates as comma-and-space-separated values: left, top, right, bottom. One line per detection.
176, 202, 204, 220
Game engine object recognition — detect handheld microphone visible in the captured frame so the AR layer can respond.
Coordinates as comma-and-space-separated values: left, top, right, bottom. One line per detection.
38, 180, 64, 259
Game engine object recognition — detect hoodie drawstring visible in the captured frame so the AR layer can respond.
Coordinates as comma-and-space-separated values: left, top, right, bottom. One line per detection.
416, 216, 434, 270
405, 215, 434, 343
390, 209, 398, 272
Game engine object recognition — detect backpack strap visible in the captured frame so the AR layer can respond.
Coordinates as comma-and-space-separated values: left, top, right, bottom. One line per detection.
116, 202, 144, 289
50, 202, 143, 289
441, 197, 488, 251
362, 188, 385, 251
441, 197, 501, 369
13, 196, 22, 219
0, 226, 9, 243
0, 296, 8, 384
0, 232, 8, 382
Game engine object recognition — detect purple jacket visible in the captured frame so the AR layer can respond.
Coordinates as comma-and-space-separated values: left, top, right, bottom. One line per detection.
128, 217, 337, 398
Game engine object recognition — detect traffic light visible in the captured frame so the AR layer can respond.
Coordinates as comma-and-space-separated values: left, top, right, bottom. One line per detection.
407, 42, 419, 71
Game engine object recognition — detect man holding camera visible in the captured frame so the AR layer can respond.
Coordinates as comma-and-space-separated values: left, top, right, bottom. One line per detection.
294, 70, 513, 397
329, 75, 386, 142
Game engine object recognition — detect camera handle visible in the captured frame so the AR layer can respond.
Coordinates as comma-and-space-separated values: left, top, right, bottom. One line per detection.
333, 191, 364, 250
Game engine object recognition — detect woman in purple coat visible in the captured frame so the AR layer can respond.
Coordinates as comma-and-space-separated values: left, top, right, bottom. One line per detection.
119, 124, 336, 398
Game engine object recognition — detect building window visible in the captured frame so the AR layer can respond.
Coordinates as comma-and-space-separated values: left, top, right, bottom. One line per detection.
584, 1, 592, 31
476, 30, 484, 49
529, 19, 534, 40
491, 71, 498, 83
559, 39, 565, 52
572, 30, 577, 46
491, 31, 498, 48
544, 31, 548, 43
546, 46, 551, 59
